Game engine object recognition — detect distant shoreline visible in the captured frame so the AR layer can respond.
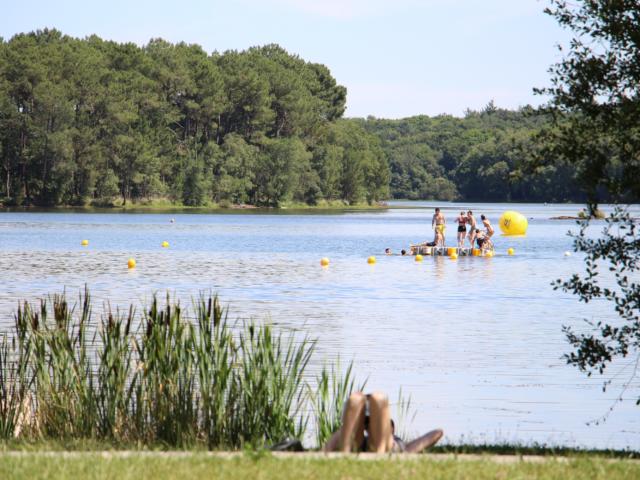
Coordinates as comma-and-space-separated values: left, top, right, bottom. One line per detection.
0, 202, 389, 214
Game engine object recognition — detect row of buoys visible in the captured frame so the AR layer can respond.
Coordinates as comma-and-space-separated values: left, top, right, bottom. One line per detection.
81, 239, 170, 269
320, 248, 516, 267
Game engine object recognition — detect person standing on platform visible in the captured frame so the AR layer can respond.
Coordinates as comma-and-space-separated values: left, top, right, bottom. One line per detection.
466, 210, 477, 248
456, 211, 467, 248
432, 208, 446, 247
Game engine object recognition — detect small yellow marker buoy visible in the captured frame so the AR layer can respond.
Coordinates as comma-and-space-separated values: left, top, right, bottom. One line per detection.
472, 248, 481, 257
485, 251, 494, 258
161, 241, 169, 248
447, 247, 456, 256
507, 247, 514, 256
450, 252, 458, 260
81, 239, 89, 246
367, 256, 376, 265
127, 258, 136, 269
320, 257, 330, 267
415, 254, 423, 262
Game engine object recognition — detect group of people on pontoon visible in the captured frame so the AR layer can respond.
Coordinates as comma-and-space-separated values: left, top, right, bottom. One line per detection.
430, 208, 494, 251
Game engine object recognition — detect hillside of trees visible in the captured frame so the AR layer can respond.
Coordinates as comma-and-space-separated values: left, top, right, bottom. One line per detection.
0, 30, 588, 208
354, 104, 585, 202
0, 30, 388, 207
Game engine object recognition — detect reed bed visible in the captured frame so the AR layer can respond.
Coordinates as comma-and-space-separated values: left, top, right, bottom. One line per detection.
0, 289, 358, 449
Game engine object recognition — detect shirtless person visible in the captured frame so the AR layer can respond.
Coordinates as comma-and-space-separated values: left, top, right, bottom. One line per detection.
466, 210, 477, 248
481, 214, 494, 238
432, 208, 445, 247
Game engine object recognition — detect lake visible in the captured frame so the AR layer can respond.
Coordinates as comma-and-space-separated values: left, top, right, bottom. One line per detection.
0, 201, 638, 450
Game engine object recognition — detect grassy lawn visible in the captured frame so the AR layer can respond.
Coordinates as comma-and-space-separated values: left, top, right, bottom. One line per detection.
1, 453, 638, 480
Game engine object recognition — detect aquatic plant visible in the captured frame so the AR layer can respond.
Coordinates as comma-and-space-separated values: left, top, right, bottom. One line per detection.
0, 290, 330, 449
311, 360, 364, 447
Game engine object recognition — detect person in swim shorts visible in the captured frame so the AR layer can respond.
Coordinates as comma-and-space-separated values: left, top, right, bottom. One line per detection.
466, 210, 477, 248
432, 208, 445, 246
456, 211, 467, 248
324, 392, 443, 454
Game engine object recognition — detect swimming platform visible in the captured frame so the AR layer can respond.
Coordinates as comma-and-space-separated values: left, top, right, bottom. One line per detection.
409, 245, 494, 256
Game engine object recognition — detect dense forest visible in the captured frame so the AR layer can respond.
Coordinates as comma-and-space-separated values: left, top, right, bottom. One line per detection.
0, 30, 388, 207
356, 104, 585, 202
0, 30, 585, 207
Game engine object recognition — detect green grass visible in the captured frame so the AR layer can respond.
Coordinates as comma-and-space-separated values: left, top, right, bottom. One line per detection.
1, 453, 638, 480
430, 443, 639, 459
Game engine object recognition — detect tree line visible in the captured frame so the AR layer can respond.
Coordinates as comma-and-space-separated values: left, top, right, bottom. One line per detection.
0, 29, 602, 208
0, 30, 388, 207
355, 102, 588, 203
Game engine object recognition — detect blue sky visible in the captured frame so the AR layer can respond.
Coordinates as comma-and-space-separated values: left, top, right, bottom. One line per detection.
1, 0, 571, 118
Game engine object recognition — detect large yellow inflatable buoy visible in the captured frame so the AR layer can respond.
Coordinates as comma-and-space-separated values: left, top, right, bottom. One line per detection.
499, 211, 528, 236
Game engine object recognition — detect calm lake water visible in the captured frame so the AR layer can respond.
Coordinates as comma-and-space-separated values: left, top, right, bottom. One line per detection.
1, 201, 639, 450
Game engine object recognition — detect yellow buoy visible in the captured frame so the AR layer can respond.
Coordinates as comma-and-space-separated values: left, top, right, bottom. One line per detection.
81, 239, 89, 246
485, 251, 494, 258
472, 248, 481, 257
127, 258, 136, 269
415, 254, 423, 262
367, 256, 376, 265
450, 252, 458, 260
447, 247, 456, 256
161, 241, 169, 248
507, 247, 515, 255
320, 257, 330, 267
499, 211, 528, 235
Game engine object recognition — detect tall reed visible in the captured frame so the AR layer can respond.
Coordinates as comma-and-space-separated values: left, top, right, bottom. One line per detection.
0, 289, 356, 449
311, 360, 365, 447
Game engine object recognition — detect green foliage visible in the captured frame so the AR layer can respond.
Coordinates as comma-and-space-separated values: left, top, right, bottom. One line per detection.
539, 2, 640, 411
554, 208, 640, 412
355, 107, 584, 202
0, 289, 367, 449
311, 361, 364, 448
0, 30, 389, 208
535, 0, 640, 206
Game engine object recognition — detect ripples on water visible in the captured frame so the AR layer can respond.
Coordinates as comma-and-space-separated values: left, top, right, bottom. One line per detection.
1, 201, 639, 449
